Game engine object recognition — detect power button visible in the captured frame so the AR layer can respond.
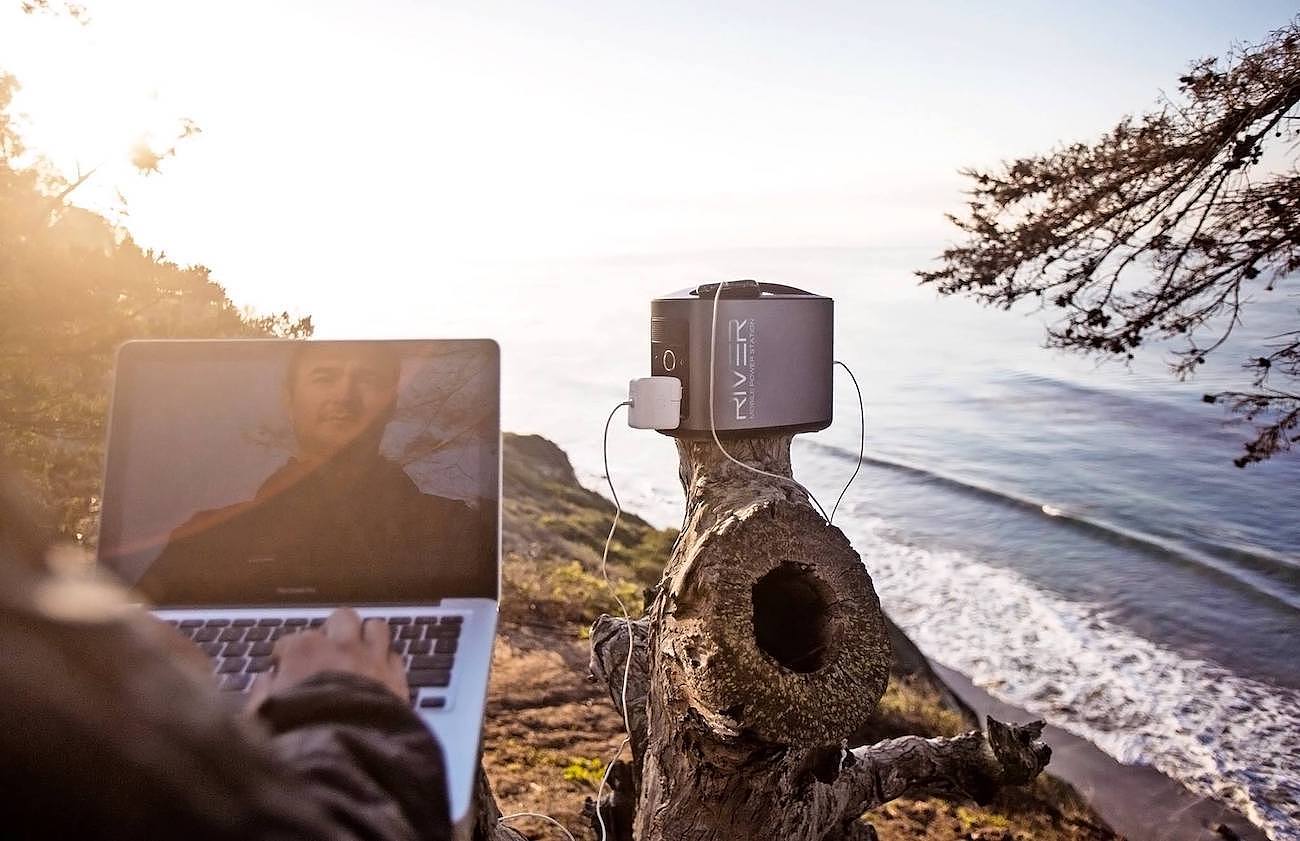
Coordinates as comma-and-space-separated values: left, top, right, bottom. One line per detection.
661, 349, 677, 371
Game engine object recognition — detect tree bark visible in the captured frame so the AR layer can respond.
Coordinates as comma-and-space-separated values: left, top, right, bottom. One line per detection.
471, 765, 531, 841
587, 434, 1052, 841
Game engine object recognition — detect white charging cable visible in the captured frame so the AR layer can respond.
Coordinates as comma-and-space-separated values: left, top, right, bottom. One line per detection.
598, 402, 636, 741
496, 811, 578, 841
594, 735, 631, 841
828, 360, 865, 524
498, 403, 635, 841
593, 400, 638, 841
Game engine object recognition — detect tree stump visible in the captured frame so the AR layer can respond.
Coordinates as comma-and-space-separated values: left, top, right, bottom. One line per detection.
587, 434, 1052, 841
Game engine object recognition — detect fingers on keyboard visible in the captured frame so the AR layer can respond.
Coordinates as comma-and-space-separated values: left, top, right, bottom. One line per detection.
196, 614, 464, 697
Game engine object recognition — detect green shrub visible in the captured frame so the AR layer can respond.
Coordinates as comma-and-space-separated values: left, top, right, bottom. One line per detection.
561, 757, 606, 790
548, 560, 640, 618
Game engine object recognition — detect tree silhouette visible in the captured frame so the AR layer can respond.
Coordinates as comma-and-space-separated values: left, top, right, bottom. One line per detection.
919, 20, 1300, 467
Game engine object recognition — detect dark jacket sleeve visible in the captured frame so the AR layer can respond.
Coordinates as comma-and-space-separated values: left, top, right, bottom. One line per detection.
254, 672, 453, 841
0, 538, 452, 840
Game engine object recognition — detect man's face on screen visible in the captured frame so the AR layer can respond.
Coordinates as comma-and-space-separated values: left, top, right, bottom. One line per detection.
287, 346, 399, 462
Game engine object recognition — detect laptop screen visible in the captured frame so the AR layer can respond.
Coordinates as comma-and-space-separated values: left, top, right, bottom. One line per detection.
98, 340, 500, 607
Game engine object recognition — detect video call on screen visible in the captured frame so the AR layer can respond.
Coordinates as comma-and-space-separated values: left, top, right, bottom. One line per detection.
98, 340, 499, 607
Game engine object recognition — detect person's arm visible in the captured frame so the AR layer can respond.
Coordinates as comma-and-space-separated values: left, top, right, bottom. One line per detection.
248, 609, 454, 841
0, 484, 452, 841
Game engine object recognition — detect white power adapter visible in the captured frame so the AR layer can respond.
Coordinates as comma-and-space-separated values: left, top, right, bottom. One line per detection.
628, 376, 682, 430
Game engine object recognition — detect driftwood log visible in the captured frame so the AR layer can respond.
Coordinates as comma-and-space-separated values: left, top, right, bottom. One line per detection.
579, 434, 1053, 841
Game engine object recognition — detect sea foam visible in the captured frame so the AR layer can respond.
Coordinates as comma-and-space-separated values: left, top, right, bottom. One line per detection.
852, 516, 1300, 841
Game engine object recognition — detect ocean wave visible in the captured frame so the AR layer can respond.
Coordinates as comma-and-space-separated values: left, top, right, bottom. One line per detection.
802, 440, 1300, 610
985, 368, 1218, 420
853, 517, 1300, 841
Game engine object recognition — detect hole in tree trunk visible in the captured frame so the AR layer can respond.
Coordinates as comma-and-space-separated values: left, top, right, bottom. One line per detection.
752, 562, 833, 673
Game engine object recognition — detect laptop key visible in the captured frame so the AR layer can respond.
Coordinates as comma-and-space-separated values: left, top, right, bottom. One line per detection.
388, 616, 413, 626
218, 628, 244, 643
204, 618, 231, 627
219, 673, 252, 692
410, 654, 454, 670
398, 626, 420, 640
193, 628, 220, 643
247, 657, 273, 673
223, 642, 250, 657
427, 625, 460, 639
407, 669, 451, 688
418, 696, 447, 709
245, 627, 270, 642
179, 619, 204, 628
218, 658, 247, 674
308, 618, 325, 628
199, 642, 223, 657
249, 641, 274, 657
439, 615, 463, 625
433, 638, 458, 654
284, 618, 308, 627
257, 618, 282, 627
390, 640, 408, 656
232, 618, 256, 627
414, 616, 437, 625
408, 639, 431, 655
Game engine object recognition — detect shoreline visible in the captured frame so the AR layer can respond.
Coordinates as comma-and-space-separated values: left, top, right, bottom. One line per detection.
931, 663, 1268, 841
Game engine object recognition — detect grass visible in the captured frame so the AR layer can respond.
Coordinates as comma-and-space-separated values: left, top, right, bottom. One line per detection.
560, 757, 607, 791
872, 675, 970, 739
501, 433, 673, 626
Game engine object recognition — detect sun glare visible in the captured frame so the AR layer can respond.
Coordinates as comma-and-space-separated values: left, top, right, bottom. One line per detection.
0, 7, 190, 213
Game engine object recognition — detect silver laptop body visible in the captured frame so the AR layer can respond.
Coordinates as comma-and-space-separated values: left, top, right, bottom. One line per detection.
97, 339, 501, 834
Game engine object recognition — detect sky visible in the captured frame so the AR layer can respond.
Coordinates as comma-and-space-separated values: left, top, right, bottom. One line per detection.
0, 0, 1297, 329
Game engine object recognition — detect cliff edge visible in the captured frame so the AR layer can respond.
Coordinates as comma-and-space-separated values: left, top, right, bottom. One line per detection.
489, 432, 1116, 841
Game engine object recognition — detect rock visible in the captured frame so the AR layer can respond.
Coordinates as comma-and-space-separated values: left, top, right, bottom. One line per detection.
505, 433, 579, 485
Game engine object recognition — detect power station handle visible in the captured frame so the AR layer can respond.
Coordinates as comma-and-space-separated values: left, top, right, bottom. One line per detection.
692, 281, 816, 298
754, 282, 816, 296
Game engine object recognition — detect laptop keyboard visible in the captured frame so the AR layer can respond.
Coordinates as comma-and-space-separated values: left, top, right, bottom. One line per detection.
168, 614, 462, 709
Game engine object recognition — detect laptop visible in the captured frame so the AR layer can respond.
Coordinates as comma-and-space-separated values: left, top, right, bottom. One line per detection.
96, 338, 500, 834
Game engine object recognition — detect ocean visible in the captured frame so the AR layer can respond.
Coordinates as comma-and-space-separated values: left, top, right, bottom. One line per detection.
346, 245, 1300, 841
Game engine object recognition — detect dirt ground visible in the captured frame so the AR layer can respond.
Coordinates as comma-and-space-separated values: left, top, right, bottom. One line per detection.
488, 433, 1119, 840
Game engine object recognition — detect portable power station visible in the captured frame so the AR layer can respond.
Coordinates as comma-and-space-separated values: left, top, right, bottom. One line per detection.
650, 280, 833, 439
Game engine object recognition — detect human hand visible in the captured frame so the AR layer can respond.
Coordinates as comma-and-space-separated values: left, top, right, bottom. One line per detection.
247, 607, 408, 708
137, 612, 214, 678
